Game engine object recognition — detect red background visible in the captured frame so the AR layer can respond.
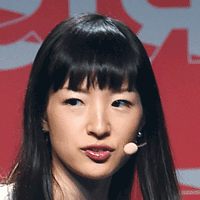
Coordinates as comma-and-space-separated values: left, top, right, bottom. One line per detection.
0, 0, 199, 199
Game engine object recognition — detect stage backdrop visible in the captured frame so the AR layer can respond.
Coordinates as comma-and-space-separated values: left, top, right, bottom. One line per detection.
0, 0, 199, 199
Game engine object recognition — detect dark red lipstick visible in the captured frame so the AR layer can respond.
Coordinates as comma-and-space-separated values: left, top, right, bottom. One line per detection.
82, 145, 113, 162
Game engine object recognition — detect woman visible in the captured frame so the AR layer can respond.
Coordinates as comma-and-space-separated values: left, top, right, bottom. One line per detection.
0, 13, 180, 199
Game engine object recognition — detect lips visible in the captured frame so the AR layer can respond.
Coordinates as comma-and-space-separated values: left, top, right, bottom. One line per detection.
82, 145, 113, 162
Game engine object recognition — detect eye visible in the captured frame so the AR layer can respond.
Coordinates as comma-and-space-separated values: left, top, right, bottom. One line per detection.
112, 100, 131, 108
64, 98, 83, 106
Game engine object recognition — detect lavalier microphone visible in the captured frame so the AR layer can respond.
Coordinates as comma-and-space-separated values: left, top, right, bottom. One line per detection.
124, 142, 147, 155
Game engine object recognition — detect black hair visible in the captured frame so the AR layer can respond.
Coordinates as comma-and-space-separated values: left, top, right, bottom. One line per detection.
4, 13, 180, 199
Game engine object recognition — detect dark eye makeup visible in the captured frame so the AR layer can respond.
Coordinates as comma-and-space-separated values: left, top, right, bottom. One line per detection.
111, 100, 132, 108
63, 98, 132, 108
63, 98, 83, 106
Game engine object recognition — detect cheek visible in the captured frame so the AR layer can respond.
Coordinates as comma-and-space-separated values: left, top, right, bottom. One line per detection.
47, 107, 87, 152
47, 113, 84, 171
113, 114, 142, 141
46, 110, 71, 152
47, 106, 83, 134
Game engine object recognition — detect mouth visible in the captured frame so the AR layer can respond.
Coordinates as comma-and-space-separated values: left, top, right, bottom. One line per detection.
81, 145, 114, 162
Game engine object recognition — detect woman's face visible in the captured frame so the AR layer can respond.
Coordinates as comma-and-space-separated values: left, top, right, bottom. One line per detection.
43, 79, 143, 179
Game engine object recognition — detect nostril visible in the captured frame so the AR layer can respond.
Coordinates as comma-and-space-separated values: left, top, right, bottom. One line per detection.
86, 120, 111, 138
87, 131, 92, 135
87, 131, 110, 139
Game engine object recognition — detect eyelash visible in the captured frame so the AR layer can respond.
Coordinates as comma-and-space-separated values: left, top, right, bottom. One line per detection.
111, 100, 132, 108
63, 98, 132, 108
64, 98, 83, 106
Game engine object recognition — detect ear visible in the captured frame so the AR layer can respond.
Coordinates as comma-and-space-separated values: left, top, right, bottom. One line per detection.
41, 115, 49, 132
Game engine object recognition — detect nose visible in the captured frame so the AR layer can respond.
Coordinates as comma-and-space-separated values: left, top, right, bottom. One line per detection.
86, 104, 111, 139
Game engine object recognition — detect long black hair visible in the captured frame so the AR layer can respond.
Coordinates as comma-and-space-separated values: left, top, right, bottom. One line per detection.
5, 13, 180, 199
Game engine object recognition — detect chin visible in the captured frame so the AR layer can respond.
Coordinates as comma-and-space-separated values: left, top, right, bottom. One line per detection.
81, 171, 113, 180
70, 165, 116, 180
64, 156, 128, 181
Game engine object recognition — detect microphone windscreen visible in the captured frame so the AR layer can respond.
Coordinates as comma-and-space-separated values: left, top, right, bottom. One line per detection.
124, 142, 138, 155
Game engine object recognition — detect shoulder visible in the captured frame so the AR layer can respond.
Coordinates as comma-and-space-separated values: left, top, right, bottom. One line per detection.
0, 184, 13, 200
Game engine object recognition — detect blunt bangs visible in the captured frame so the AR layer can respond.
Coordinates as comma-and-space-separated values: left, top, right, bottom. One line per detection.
47, 15, 140, 92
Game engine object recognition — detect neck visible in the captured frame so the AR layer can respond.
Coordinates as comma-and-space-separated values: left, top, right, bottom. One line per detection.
52, 161, 111, 200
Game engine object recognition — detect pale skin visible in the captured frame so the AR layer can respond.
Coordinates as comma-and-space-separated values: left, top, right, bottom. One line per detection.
42, 79, 143, 200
